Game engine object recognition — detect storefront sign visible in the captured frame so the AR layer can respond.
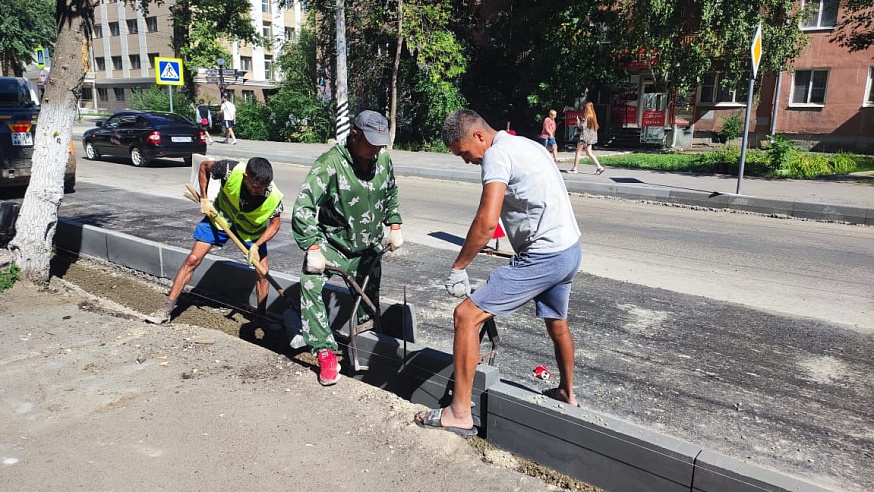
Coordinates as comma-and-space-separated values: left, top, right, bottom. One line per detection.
642, 109, 665, 127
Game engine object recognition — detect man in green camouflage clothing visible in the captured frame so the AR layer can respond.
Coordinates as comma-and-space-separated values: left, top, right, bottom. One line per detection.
292, 110, 403, 386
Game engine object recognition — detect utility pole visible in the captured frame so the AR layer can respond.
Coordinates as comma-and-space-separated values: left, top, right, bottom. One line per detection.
335, 0, 350, 142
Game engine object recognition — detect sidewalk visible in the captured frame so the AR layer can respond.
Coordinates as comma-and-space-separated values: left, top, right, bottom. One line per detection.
0, 280, 557, 491
73, 119, 874, 224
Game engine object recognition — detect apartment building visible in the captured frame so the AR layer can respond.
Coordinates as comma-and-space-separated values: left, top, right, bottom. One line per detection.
82, 0, 304, 113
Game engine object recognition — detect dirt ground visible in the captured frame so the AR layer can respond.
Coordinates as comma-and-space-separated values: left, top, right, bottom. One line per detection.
33, 252, 600, 492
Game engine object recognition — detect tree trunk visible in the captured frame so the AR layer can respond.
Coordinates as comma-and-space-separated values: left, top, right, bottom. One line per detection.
9, 6, 86, 285
389, 0, 403, 148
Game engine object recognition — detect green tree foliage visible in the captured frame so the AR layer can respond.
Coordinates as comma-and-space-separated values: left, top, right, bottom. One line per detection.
270, 28, 334, 143
165, 0, 261, 96
831, 0, 874, 52
0, 0, 55, 76
308, 0, 467, 147
603, 0, 808, 93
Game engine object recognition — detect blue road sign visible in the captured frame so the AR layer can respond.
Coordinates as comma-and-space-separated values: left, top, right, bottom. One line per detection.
155, 57, 184, 86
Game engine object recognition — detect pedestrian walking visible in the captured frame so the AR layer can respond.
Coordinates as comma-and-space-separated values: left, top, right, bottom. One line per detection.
219, 95, 238, 145
195, 99, 214, 144
540, 109, 559, 164
570, 102, 604, 175
414, 109, 582, 435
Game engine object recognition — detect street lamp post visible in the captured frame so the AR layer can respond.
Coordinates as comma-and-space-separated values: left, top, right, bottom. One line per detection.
217, 57, 225, 98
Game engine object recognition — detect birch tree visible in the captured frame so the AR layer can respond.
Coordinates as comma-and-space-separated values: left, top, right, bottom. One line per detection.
8, 0, 94, 285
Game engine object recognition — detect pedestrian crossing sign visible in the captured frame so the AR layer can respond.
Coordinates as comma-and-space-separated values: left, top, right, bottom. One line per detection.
155, 57, 184, 86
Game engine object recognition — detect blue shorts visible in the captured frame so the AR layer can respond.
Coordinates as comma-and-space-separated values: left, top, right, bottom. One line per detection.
470, 242, 581, 319
225, 120, 234, 129
541, 138, 556, 148
193, 219, 267, 256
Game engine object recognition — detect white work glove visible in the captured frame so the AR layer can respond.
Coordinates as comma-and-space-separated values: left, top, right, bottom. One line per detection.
200, 198, 217, 218
247, 246, 261, 267
383, 228, 403, 252
444, 268, 470, 297
304, 247, 327, 274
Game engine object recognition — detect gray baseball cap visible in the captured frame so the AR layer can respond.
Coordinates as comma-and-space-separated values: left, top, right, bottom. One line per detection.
354, 110, 391, 146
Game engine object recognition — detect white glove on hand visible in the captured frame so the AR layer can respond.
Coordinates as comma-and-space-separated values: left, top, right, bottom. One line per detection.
247, 246, 261, 267
200, 198, 217, 217
304, 248, 327, 274
444, 268, 470, 297
383, 228, 403, 252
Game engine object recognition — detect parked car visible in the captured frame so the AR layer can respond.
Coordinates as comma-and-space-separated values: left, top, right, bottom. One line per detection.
82, 110, 207, 167
0, 76, 76, 192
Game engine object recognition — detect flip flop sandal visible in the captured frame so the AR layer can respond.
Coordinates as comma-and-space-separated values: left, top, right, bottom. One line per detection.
414, 408, 478, 436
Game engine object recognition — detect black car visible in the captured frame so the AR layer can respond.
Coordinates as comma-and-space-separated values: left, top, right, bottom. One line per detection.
0, 77, 76, 192
82, 110, 207, 167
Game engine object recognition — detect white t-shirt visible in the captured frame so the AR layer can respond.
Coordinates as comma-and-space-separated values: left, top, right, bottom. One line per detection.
481, 131, 581, 254
220, 101, 236, 121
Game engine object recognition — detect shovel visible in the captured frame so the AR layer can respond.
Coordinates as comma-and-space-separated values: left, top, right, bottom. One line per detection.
183, 183, 291, 303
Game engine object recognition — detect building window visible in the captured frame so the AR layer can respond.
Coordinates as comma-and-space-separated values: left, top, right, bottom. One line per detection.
791, 69, 829, 105
262, 0, 270, 13
800, 0, 838, 29
126, 19, 138, 34
95, 57, 106, 71
242, 90, 256, 102
698, 73, 746, 105
129, 54, 141, 69
114, 88, 126, 101
80, 88, 93, 100
240, 56, 252, 71
93, 25, 103, 38
111, 56, 123, 70
147, 53, 159, 68
865, 67, 874, 107
264, 55, 273, 80
285, 27, 295, 41
109, 21, 120, 36
262, 22, 272, 39
146, 16, 158, 33
97, 88, 109, 102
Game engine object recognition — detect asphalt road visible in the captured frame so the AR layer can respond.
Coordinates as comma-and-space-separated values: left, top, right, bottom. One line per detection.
4, 148, 873, 491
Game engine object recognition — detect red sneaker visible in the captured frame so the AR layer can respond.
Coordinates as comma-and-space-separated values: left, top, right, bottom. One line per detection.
317, 349, 340, 386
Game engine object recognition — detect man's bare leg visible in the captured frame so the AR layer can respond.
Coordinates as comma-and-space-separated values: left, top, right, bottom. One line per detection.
168, 241, 213, 303
545, 317, 579, 407
415, 298, 492, 429
254, 255, 270, 315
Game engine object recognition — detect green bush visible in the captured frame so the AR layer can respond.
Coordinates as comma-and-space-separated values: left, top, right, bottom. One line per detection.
0, 261, 20, 291
233, 99, 272, 141
716, 113, 744, 144
829, 152, 858, 175
129, 86, 195, 119
596, 147, 862, 179
767, 135, 797, 176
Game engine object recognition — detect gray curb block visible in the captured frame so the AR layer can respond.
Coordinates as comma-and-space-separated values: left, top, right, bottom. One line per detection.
53, 217, 833, 492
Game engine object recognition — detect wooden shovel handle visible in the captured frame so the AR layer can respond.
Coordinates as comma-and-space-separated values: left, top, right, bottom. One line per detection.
184, 183, 268, 276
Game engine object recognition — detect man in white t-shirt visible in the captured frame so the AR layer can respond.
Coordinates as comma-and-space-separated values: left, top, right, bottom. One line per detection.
414, 109, 583, 436
219, 95, 237, 145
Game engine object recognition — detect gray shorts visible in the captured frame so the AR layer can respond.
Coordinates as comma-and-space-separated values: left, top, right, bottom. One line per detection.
470, 242, 581, 319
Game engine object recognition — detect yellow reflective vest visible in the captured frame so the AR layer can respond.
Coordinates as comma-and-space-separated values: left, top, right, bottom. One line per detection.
214, 164, 283, 242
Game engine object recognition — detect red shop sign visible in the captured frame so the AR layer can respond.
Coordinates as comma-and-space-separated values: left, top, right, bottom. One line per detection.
642, 109, 665, 127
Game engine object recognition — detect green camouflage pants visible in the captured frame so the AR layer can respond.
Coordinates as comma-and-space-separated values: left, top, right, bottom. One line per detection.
299, 245, 381, 351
